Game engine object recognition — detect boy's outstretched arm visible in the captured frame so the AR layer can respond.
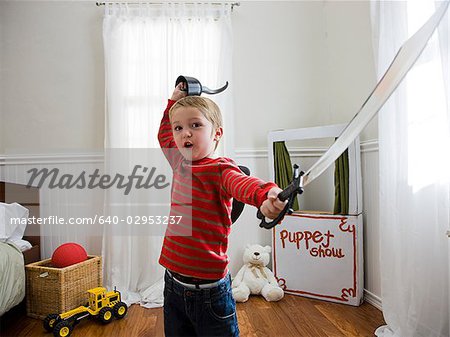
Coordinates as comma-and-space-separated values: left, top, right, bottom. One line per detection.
221, 164, 287, 220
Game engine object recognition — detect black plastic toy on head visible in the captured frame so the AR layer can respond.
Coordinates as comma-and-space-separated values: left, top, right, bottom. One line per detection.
175, 75, 228, 96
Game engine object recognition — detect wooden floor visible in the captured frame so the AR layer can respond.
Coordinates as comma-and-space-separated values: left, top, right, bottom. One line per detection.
1, 295, 385, 337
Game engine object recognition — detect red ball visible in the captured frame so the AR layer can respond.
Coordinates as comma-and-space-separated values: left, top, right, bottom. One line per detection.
51, 243, 88, 268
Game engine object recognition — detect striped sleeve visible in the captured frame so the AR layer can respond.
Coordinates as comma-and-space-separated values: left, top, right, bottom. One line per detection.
158, 99, 182, 168
220, 162, 278, 208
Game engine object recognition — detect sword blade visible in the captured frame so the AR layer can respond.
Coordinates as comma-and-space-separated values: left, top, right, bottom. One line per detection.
302, 1, 449, 188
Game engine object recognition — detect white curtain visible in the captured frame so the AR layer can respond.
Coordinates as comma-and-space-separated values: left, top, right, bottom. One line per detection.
102, 3, 233, 308
371, 1, 450, 336
102, 2, 234, 152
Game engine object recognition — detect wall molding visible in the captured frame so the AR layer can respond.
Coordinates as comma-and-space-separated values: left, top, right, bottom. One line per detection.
0, 140, 379, 165
360, 139, 379, 153
234, 147, 327, 159
0, 152, 104, 165
364, 289, 382, 311
235, 139, 379, 158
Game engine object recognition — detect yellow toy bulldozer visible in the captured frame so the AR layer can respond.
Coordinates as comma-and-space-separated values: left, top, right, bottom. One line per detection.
43, 287, 128, 337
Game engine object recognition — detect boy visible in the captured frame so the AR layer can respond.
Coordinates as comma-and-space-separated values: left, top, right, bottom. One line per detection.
158, 83, 286, 336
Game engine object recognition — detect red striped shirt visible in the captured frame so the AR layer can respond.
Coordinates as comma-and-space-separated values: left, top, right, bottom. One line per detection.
158, 99, 276, 279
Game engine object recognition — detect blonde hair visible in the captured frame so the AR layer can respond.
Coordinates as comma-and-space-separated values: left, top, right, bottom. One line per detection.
169, 96, 223, 130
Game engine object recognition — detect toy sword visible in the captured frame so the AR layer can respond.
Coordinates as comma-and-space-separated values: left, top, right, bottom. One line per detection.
258, 1, 449, 229
302, 1, 448, 189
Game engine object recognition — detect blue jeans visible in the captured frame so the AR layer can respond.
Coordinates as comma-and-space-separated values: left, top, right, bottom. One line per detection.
163, 270, 240, 337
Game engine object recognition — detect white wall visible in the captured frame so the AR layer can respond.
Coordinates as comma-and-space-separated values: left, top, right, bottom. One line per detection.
0, 1, 104, 153
0, 1, 381, 304
232, 1, 377, 149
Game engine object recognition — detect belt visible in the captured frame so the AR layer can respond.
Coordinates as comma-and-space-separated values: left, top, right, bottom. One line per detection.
168, 270, 222, 289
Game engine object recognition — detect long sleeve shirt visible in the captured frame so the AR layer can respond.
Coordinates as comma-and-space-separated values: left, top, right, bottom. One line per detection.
158, 99, 277, 279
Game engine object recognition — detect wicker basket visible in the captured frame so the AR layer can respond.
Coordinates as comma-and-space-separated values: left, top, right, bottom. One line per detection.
25, 255, 102, 319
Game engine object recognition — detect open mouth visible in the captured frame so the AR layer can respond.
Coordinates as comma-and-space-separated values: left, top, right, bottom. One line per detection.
184, 141, 193, 148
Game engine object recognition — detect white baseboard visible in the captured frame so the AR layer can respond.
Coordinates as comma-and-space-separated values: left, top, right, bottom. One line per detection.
364, 289, 382, 311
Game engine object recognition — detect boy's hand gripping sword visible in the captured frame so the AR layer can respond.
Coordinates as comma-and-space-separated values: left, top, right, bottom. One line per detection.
257, 164, 304, 229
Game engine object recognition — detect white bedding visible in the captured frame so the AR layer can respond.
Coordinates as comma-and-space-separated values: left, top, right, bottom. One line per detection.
0, 202, 29, 242
8, 238, 32, 252
0, 242, 26, 316
0, 202, 29, 316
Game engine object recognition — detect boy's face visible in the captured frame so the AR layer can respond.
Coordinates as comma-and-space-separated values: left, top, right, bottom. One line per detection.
170, 106, 222, 161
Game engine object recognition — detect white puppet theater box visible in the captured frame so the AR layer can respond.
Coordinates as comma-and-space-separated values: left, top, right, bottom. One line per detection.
268, 125, 363, 306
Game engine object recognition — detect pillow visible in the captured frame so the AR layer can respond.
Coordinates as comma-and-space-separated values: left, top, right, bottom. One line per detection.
0, 202, 29, 241
9, 238, 33, 252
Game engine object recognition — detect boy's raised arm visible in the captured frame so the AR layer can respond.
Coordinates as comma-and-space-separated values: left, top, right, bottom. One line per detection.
158, 83, 186, 168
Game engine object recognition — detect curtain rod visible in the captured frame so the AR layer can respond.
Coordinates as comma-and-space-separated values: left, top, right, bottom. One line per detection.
96, 2, 240, 11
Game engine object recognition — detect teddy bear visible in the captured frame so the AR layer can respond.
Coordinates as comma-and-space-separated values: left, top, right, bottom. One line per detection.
231, 244, 284, 302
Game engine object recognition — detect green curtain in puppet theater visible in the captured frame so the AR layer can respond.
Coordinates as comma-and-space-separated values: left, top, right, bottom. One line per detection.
333, 148, 349, 215
273, 142, 299, 211
273, 141, 349, 214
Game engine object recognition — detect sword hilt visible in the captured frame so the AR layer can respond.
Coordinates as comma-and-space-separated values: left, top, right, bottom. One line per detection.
257, 165, 303, 229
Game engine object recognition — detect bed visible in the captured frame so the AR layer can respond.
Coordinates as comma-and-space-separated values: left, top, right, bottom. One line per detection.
0, 182, 40, 317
